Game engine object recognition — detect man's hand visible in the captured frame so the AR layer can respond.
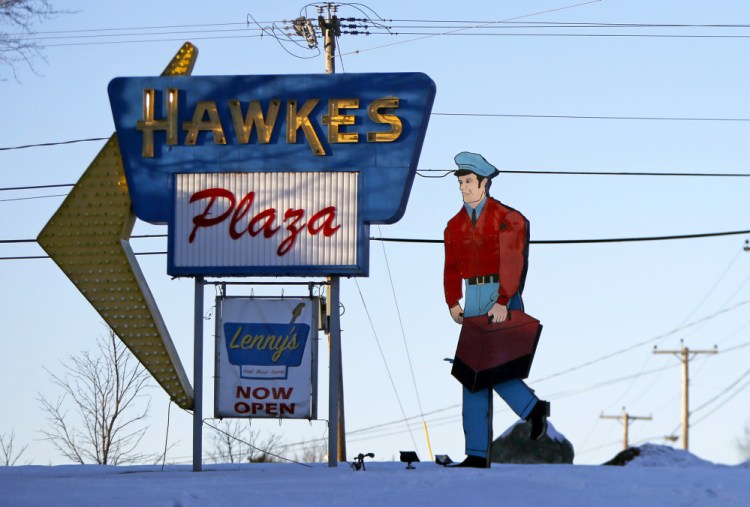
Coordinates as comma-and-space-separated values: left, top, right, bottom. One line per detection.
487, 303, 508, 323
449, 304, 464, 324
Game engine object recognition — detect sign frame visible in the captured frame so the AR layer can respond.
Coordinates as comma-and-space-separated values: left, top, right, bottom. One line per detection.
214, 295, 320, 420
168, 171, 369, 277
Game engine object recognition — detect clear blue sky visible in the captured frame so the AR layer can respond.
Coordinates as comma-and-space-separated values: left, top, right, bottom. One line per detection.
2, 0, 750, 466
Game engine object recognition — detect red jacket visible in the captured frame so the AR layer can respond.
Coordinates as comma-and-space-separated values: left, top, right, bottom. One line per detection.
443, 197, 529, 308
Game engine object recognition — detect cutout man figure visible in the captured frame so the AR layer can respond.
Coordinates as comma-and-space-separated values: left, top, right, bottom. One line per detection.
444, 152, 550, 468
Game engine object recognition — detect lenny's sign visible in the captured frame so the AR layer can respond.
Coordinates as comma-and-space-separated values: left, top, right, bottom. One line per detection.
215, 297, 319, 419
108, 73, 435, 276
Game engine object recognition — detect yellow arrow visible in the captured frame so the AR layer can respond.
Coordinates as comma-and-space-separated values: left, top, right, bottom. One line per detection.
37, 43, 198, 410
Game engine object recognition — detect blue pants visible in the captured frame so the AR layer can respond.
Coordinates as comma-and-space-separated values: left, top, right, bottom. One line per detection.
461, 281, 539, 458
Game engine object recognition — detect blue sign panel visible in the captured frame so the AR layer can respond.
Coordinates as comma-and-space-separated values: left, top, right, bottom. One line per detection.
108, 73, 436, 225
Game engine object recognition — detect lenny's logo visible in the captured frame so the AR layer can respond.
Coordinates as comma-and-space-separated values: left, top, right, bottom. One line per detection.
223, 322, 309, 367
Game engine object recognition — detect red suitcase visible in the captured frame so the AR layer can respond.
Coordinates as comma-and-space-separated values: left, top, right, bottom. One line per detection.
451, 311, 543, 392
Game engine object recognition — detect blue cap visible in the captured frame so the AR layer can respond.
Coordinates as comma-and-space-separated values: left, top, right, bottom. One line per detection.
454, 152, 499, 178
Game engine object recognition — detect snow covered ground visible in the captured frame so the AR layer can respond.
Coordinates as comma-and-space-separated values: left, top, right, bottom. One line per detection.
1, 445, 748, 507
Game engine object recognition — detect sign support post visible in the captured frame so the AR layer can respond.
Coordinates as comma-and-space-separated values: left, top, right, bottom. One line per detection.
327, 276, 342, 467
193, 276, 205, 472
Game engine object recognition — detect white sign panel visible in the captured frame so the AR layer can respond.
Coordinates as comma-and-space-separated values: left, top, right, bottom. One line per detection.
172, 172, 359, 275
215, 297, 318, 419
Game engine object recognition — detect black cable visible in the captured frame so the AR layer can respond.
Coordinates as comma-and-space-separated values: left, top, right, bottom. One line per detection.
202, 419, 312, 467
417, 169, 750, 177
39, 33, 264, 49
0, 137, 109, 151
7, 106, 750, 152
369, 31, 750, 39
18, 26, 266, 42
160, 400, 173, 472
431, 112, 750, 122
0, 194, 67, 203
371, 229, 750, 245
3, 228, 749, 253
0, 251, 166, 260
9, 20, 275, 36
0, 184, 74, 191
388, 20, 750, 28
15, 19, 750, 38
534, 298, 750, 384
0, 234, 167, 244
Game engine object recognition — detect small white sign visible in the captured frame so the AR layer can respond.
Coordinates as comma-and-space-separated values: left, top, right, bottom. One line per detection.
215, 297, 318, 419
172, 172, 359, 274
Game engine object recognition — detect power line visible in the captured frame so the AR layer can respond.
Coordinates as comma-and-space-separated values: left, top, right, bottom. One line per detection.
7, 105, 750, 152
0, 194, 67, 203
0, 251, 165, 260
17, 27, 266, 42
7, 21, 273, 37
14, 19, 750, 38
353, 278, 419, 452
533, 298, 750, 384
2, 169, 749, 189
690, 368, 750, 418
0, 137, 108, 151
3, 228, 749, 252
371, 229, 750, 245
431, 112, 750, 122
341, 0, 603, 56
368, 31, 750, 39
42, 34, 266, 48
691, 374, 750, 427
388, 20, 750, 29
417, 169, 750, 178
0, 184, 74, 191
3, 228, 749, 254
375, 224, 432, 459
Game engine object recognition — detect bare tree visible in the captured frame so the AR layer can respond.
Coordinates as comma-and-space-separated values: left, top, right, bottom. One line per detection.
207, 419, 282, 464
0, 429, 29, 466
0, 0, 64, 79
293, 439, 327, 463
738, 420, 750, 461
37, 329, 153, 465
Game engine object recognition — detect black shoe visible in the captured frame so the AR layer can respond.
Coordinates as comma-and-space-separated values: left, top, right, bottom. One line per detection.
527, 400, 550, 441
448, 455, 490, 469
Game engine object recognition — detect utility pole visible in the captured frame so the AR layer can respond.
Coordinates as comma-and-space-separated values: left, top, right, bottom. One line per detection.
318, 3, 340, 75
654, 341, 718, 450
317, 2, 346, 465
600, 408, 652, 449
287, 2, 385, 465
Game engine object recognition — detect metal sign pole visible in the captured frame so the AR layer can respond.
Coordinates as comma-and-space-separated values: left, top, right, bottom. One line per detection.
193, 276, 204, 472
327, 276, 341, 467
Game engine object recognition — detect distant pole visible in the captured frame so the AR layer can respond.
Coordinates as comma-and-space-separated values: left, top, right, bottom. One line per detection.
192, 276, 204, 472
600, 408, 652, 449
654, 342, 718, 450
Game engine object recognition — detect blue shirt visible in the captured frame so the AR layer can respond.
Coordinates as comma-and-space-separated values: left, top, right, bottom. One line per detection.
463, 197, 486, 220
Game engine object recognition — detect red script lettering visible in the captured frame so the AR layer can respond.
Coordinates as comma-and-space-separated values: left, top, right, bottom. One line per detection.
188, 188, 342, 256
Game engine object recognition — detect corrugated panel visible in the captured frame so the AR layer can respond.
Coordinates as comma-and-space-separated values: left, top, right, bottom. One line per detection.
173, 172, 358, 269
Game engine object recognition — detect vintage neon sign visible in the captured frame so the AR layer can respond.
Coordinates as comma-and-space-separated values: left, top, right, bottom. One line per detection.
135, 93, 404, 157
108, 73, 435, 276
